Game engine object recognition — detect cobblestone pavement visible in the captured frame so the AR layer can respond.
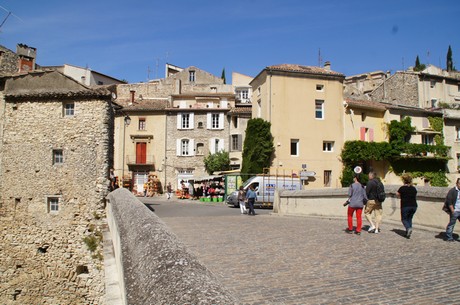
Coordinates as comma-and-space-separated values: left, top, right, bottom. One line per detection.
153, 200, 460, 305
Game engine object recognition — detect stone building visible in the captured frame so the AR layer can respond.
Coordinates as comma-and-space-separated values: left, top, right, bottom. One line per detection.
370, 65, 460, 109
114, 65, 251, 193
0, 70, 114, 304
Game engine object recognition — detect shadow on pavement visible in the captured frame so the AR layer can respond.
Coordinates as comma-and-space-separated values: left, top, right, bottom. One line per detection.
391, 228, 407, 238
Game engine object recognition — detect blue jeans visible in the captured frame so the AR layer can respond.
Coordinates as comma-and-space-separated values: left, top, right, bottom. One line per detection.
247, 198, 255, 215
445, 211, 460, 240
401, 206, 417, 230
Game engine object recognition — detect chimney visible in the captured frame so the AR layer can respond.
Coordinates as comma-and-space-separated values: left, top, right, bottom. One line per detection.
16, 43, 37, 72
324, 61, 331, 71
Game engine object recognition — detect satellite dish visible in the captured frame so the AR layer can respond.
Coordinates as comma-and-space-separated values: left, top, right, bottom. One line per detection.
354, 166, 362, 174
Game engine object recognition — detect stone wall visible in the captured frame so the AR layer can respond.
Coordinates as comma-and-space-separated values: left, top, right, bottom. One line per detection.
274, 185, 456, 231
106, 188, 237, 305
371, 72, 419, 107
0, 85, 112, 303
0, 46, 19, 75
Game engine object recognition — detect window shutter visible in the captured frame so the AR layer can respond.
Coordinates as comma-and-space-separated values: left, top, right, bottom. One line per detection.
207, 113, 212, 129
238, 134, 243, 151
360, 127, 366, 141
218, 138, 225, 151
229, 135, 233, 151
369, 128, 374, 142
176, 139, 181, 156
189, 113, 194, 129
189, 139, 195, 156
219, 113, 224, 129
177, 113, 182, 129
209, 138, 215, 154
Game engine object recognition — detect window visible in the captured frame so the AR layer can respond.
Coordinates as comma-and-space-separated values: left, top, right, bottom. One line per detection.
138, 118, 146, 130
177, 113, 194, 129
360, 127, 374, 142
456, 126, 460, 140
316, 84, 324, 91
47, 197, 59, 213
323, 141, 334, 152
236, 89, 249, 101
189, 71, 195, 82
290, 139, 299, 156
207, 113, 223, 129
458, 84, 460, 92
315, 100, 324, 119
177, 139, 194, 156
212, 114, 219, 129
422, 134, 434, 145
431, 99, 438, 108
430, 81, 436, 88
198, 122, 203, 129
63, 102, 74, 117
181, 139, 189, 156
361, 112, 366, 122
231, 134, 242, 151
182, 113, 190, 129
457, 154, 460, 171
324, 170, 332, 187
53, 149, 63, 165
209, 138, 224, 154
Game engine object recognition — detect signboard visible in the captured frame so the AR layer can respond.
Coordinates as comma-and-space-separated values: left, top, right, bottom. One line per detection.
300, 171, 316, 180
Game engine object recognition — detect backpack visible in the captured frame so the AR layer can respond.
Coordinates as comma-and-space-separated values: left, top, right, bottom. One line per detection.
375, 180, 386, 203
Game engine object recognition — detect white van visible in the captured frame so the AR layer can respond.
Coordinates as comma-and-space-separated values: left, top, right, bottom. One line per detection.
226, 175, 302, 208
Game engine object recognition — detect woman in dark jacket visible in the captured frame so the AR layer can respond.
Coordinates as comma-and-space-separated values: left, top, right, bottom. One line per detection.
396, 174, 417, 239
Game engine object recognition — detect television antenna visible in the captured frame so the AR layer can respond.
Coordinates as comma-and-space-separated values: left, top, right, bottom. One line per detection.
0, 6, 23, 31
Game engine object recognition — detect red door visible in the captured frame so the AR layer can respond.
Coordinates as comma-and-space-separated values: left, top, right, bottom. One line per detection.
136, 142, 147, 164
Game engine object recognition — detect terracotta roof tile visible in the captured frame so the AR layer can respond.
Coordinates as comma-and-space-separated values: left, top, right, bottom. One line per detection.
345, 98, 387, 111
119, 99, 169, 111
267, 64, 344, 77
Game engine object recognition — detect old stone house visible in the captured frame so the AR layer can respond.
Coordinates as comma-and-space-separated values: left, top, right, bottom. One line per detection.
114, 65, 251, 193
0, 70, 114, 304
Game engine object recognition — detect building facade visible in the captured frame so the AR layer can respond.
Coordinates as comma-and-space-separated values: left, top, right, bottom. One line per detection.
113, 65, 251, 193
0, 71, 113, 303
250, 63, 345, 188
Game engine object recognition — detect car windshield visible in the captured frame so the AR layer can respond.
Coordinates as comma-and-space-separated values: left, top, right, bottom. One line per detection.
242, 176, 257, 188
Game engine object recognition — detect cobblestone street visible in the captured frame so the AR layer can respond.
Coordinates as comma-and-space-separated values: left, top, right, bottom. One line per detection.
155, 201, 460, 305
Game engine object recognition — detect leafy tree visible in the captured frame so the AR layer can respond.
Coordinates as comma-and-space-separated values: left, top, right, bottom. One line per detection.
447, 45, 453, 72
203, 151, 230, 174
241, 118, 274, 175
414, 55, 426, 72
221, 68, 226, 84
387, 117, 415, 153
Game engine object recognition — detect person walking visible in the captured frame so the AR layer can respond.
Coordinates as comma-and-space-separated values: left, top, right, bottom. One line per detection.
365, 171, 383, 234
444, 178, 460, 242
345, 175, 367, 235
396, 174, 418, 239
245, 185, 257, 216
166, 182, 173, 200
237, 186, 247, 214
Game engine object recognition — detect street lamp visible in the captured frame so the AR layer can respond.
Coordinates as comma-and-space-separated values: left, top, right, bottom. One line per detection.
122, 115, 131, 188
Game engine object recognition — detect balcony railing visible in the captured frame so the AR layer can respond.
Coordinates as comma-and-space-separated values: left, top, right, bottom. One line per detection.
126, 155, 155, 166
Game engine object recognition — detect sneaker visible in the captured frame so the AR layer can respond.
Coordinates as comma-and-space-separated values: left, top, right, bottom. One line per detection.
368, 226, 376, 232
374, 229, 379, 234
406, 228, 413, 239
345, 229, 353, 234
446, 239, 455, 242
355, 231, 361, 235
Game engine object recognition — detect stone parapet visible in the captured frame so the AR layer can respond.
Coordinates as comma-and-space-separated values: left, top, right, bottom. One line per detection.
106, 188, 237, 305
274, 185, 453, 231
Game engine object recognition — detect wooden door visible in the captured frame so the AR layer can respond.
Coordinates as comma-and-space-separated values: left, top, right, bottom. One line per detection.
136, 142, 147, 164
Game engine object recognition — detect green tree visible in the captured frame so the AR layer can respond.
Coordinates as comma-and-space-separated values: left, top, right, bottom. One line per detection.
414, 55, 426, 71
241, 118, 274, 175
203, 151, 230, 174
221, 68, 226, 84
447, 45, 453, 72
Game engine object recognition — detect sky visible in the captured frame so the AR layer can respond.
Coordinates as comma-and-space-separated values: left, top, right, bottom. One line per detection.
0, 0, 458, 83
